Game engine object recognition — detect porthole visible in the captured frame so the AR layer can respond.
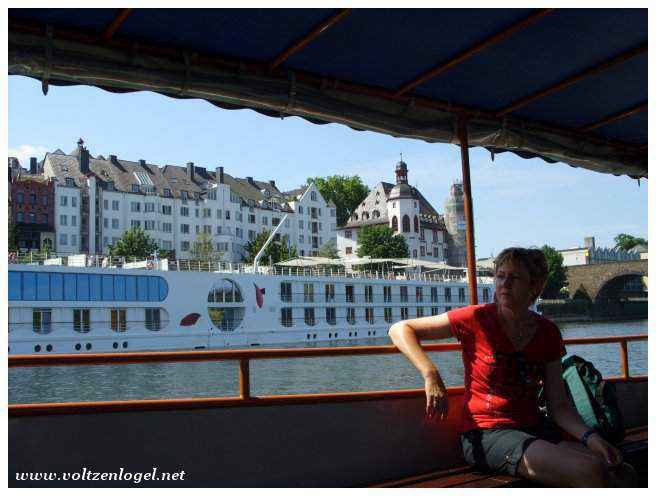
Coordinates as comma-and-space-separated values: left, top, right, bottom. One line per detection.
329, 333, 332, 338
373, 331, 376, 335
335, 333, 338, 338
85, 343, 92, 350
122, 342, 128, 349
75, 343, 81, 351
349, 332, 352, 337
355, 332, 358, 336
46, 344, 53, 352
34, 345, 41, 352
113, 342, 119, 349
313, 334, 317, 339
368, 331, 371, 336
307, 334, 310, 339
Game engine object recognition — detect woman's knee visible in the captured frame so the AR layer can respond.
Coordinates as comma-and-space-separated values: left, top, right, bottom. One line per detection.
575, 457, 610, 487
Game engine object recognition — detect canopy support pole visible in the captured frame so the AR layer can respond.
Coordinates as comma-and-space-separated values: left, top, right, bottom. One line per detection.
457, 116, 478, 305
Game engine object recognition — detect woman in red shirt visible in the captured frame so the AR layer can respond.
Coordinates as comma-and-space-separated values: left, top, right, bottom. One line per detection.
389, 247, 634, 487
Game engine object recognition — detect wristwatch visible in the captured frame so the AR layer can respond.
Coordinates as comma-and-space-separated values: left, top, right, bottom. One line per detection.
581, 428, 597, 447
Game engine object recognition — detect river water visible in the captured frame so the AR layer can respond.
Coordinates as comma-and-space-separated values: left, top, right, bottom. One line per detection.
9, 319, 648, 404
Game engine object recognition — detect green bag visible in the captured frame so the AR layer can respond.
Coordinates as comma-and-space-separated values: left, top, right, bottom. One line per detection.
560, 355, 625, 443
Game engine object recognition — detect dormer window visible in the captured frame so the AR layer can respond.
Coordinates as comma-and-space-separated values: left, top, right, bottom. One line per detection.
163, 188, 171, 197
132, 184, 140, 193
65, 177, 75, 187
106, 181, 115, 191
181, 191, 188, 201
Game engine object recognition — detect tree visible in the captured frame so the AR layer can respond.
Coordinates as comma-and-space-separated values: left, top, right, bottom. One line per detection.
614, 233, 647, 251
541, 245, 568, 299
244, 230, 297, 265
356, 225, 409, 258
191, 232, 219, 261
108, 226, 159, 259
8, 222, 18, 251
306, 175, 369, 226
318, 238, 339, 259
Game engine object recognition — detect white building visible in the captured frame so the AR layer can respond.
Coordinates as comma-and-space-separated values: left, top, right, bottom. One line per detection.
558, 236, 643, 267
40, 140, 337, 261
336, 159, 461, 264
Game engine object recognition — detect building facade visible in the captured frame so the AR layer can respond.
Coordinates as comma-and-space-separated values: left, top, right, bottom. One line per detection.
9, 174, 55, 251
336, 159, 465, 265
15, 140, 338, 261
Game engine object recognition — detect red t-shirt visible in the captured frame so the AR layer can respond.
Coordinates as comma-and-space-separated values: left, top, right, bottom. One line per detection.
447, 303, 566, 432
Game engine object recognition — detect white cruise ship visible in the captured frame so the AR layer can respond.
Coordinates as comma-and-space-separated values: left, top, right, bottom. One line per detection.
8, 254, 494, 355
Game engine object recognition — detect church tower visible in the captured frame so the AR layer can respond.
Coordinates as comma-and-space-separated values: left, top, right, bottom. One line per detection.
444, 182, 467, 266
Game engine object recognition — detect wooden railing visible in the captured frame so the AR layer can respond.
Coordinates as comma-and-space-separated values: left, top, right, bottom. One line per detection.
8, 334, 647, 415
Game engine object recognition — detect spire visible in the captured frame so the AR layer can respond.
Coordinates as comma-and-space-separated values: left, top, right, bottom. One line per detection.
395, 154, 408, 184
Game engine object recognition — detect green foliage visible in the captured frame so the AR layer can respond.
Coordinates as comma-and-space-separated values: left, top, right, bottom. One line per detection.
541, 245, 568, 299
306, 175, 370, 226
108, 226, 159, 259
191, 232, 221, 261
613, 233, 647, 251
356, 225, 409, 258
318, 238, 339, 259
244, 230, 297, 265
8, 222, 18, 251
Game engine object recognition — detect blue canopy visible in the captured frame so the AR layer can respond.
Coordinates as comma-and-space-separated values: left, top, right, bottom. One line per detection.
8, 8, 647, 177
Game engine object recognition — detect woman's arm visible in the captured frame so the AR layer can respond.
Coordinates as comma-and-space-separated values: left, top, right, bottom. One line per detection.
388, 313, 454, 420
544, 360, 622, 466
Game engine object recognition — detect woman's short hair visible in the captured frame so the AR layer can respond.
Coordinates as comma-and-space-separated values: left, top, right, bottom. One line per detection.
494, 247, 549, 294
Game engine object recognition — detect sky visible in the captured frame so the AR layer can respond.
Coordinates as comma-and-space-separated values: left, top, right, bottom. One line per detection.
8, 75, 648, 258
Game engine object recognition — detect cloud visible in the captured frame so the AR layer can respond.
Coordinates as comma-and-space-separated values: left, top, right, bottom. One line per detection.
8, 145, 50, 168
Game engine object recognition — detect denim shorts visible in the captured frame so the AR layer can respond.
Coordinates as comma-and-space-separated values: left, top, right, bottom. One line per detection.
460, 424, 562, 476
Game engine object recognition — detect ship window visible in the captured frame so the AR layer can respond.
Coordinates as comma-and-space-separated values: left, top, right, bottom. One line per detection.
207, 278, 243, 303
304, 308, 316, 326
73, 309, 91, 333
207, 278, 245, 332
50, 273, 64, 300
36, 273, 50, 300
401, 307, 409, 320
325, 284, 335, 302
365, 308, 374, 324
345, 285, 354, 303
346, 307, 356, 325
400, 286, 408, 302
365, 285, 373, 303
280, 282, 292, 302
304, 283, 314, 302
431, 287, 438, 303
416, 287, 423, 302
33, 308, 52, 334
9, 271, 169, 302
459, 287, 466, 303
483, 288, 490, 302
8, 272, 21, 300
431, 307, 439, 316
145, 308, 161, 331
64, 274, 77, 300
281, 308, 293, 327
384, 307, 393, 323
22, 272, 37, 300
90, 275, 102, 301
102, 275, 114, 300
110, 308, 127, 332
208, 308, 245, 332
326, 307, 336, 325
416, 307, 424, 318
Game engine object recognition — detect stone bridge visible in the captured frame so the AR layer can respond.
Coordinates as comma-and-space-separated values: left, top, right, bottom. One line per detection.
566, 259, 647, 302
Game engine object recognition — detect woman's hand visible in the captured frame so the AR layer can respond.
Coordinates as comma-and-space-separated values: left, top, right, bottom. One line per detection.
424, 372, 449, 420
587, 433, 623, 467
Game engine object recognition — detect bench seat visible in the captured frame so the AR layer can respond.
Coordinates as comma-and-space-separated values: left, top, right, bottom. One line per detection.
374, 425, 647, 488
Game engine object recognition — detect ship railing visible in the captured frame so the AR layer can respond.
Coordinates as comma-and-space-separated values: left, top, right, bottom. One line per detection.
8, 334, 647, 413
8, 251, 494, 283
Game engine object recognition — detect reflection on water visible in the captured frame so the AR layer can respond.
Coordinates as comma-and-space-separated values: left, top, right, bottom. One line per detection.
9, 320, 647, 404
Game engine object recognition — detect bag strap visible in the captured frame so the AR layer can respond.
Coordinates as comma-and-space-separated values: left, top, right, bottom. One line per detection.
562, 362, 600, 430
